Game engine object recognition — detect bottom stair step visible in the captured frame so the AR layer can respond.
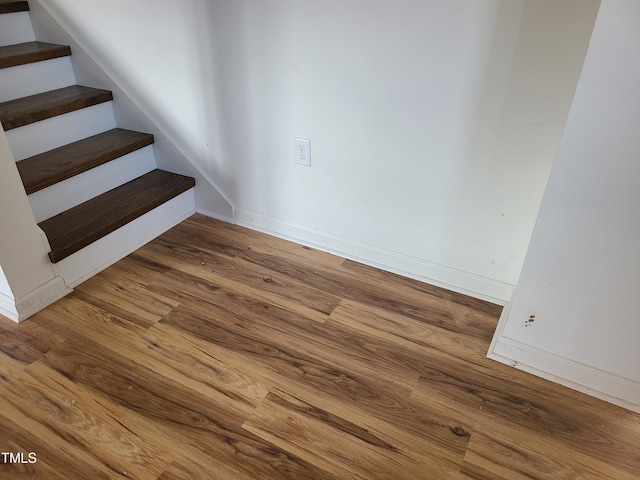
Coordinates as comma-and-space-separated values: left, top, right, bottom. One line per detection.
39, 169, 195, 263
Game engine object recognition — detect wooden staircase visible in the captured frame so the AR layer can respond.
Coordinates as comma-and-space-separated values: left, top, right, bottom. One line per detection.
0, 1, 195, 278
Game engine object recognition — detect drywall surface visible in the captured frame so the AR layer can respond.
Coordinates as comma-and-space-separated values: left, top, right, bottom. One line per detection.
30, 0, 233, 221
211, 0, 600, 301
0, 128, 68, 320
492, 0, 640, 410
37, 0, 598, 301
0, 265, 13, 299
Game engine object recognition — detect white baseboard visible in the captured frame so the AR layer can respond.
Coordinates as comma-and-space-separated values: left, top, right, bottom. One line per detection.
488, 307, 640, 414
233, 208, 514, 304
196, 207, 234, 224
0, 276, 72, 323
0, 291, 19, 322
14, 276, 72, 322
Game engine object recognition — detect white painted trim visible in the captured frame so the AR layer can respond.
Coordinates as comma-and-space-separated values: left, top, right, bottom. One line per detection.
234, 208, 513, 304
0, 291, 19, 322
488, 299, 512, 357
0, 276, 71, 323
488, 327, 640, 414
13, 276, 72, 322
195, 206, 234, 224
55, 190, 195, 287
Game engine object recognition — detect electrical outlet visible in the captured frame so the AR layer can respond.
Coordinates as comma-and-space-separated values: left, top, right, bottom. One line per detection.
294, 138, 311, 166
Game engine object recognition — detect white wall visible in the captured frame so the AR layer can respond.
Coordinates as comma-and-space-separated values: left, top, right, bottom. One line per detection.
0, 128, 70, 321
0, 265, 13, 300
211, 0, 601, 302
490, 0, 640, 412
33, 0, 598, 302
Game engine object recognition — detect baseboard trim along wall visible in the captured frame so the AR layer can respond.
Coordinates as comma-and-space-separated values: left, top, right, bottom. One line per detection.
0, 290, 19, 322
10, 276, 71, 323
488, 305, 640, 414
234, 208, 515, 305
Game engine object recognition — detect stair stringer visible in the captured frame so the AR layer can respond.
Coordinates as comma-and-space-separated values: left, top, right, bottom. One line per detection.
27, 0, 234, 222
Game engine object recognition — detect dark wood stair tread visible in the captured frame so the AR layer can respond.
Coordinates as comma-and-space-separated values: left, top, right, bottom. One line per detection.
17, 128, 155, 194
0, 85, 113, 130
0, 41, 71, 69
39, 169, 195, 263
0, 1, 28, 13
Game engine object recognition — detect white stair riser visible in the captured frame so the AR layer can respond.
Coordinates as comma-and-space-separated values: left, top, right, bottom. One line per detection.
29, 146, 157, 222
0, 12, 35, 46
0, 57, 76, 103
6, 102, 116, 160
54, 190, 196, 287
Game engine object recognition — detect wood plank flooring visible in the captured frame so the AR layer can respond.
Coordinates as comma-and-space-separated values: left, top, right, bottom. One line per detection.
1, 214, 639, 479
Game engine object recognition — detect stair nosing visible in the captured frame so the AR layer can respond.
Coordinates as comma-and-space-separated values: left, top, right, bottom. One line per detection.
39, 169, 195, 263
0, 85, 113, 131
0, 41, 71, 69
17, 128, 155, 194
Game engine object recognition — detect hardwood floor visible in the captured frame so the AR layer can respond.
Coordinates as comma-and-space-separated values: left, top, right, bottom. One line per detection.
1, 214, 638, 479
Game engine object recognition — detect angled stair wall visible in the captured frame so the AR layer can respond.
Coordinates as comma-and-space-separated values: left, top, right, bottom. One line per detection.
26, 0, 234, 221
0, 0, 198, 320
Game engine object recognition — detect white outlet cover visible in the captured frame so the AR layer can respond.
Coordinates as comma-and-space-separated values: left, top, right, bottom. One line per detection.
294, 137, 311, 166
